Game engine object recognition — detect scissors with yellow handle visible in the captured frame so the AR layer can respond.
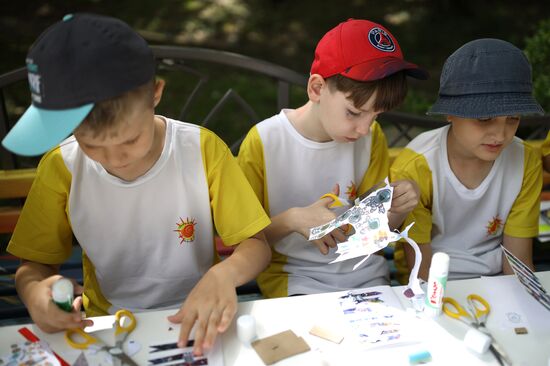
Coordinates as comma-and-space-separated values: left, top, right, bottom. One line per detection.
321, 180, 387, 209
442, 295, 511, 366
65, 309, 138, 366
442, 294, 490, 327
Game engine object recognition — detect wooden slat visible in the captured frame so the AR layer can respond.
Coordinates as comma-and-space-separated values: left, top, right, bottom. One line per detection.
0, 206, 20, 233
0, 168, 36, 199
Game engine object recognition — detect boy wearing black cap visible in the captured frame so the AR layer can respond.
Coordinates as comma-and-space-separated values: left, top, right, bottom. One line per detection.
237, 19, 428, 298
2, 13, 271, 356
391, 39, 544, 282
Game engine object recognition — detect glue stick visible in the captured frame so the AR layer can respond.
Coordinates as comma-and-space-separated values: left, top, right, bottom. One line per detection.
424, 252, 449, 317
52, 277, 74, 312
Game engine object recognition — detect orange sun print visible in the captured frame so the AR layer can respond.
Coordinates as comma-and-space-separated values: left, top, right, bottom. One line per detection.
486, 216, 503, 236
174, 217, 197, 244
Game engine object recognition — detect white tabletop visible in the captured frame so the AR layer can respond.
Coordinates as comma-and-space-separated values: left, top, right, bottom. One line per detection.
0, 272, 549, 366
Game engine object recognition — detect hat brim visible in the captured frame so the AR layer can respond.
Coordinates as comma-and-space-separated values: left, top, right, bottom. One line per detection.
427, 93, 545, 118
2, 103, 93, 156
342, 57, 429, 81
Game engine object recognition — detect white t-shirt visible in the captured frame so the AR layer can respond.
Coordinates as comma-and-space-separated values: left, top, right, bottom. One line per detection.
238, 109, 391, 297
391, 125, 541, 280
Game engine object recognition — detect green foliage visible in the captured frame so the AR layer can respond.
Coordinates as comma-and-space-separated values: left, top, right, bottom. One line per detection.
525, 19, 550, 114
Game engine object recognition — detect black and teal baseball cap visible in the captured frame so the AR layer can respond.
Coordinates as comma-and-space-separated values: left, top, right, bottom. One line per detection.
2, 13, 155, 156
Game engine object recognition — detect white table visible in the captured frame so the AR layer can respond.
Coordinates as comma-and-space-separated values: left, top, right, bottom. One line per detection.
0, 272, 549, 365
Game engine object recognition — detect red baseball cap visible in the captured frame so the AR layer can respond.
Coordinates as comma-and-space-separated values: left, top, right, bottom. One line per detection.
311, 19, 428, 81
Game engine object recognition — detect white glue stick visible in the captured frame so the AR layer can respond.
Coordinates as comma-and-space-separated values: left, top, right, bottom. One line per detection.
424, 252, 450, 317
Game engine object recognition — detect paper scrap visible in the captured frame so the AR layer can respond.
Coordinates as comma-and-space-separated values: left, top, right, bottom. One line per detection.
309, 325, 344, 344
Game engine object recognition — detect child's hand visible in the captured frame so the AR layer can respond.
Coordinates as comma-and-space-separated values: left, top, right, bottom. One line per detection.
294, 184, 348, 254
27, 275, 92, 333
168, 267, 237, 357
389, 179, 420, 214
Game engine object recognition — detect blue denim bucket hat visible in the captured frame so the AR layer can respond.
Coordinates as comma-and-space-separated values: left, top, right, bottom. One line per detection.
427, 38, 544, 118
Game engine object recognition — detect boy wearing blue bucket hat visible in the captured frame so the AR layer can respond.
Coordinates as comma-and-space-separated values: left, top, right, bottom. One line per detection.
391, 38, 544, 282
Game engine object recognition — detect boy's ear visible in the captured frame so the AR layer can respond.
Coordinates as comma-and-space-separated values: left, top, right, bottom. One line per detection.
307, 74, 326, 103
153, 78, 166, 108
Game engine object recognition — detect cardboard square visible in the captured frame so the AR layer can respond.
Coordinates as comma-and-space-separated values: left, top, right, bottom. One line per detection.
251, 330, 310, 365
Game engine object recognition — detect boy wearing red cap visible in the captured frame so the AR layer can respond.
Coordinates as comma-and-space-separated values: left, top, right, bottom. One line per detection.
237, 19, 428, 298
2, 13, 271, 356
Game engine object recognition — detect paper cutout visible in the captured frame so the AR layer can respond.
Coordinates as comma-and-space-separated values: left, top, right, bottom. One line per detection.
309, 178, 424, 302
501, 245, 550, 311
73, 352, 89, 366
251, 330, 310, 365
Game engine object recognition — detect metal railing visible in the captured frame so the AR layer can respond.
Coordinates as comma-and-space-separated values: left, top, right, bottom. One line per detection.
1, 46, 548, 169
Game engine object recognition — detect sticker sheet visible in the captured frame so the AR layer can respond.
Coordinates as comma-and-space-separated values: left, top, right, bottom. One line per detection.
0, 341, 60, 366
337, 287, 421, 348
501, 245, 550, 311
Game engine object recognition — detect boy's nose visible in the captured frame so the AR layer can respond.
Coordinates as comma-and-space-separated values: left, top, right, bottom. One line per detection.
490, 117, 508, 141
356, 117, 373, 135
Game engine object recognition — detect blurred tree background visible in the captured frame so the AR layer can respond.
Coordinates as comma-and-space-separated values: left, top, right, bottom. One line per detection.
1, 0, 548, 145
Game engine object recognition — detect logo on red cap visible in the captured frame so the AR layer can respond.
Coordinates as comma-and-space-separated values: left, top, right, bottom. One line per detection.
368, 28, 395, 52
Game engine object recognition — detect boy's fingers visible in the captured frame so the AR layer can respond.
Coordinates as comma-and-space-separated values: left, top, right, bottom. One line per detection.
190, 317, 206, 356
331, 228, 347, 242
167, 308, 185, 323
332, 183, 340, 196
217, 305, 236, 332
203, 310, 221, 350
313, 240, 329, 254
178, 316, 195, 349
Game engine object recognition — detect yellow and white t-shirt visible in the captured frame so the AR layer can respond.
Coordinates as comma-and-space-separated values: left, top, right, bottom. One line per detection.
8, 117, 270, 316
391, 125, 541, 281
238, 109, 390, 298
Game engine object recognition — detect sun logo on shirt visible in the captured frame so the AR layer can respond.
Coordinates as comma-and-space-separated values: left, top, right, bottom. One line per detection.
346, 181, 357, 201
486, 216, 503, 236
174, 217, 197, 244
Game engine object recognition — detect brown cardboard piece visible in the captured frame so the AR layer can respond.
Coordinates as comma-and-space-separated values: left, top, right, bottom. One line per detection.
251, 330, 310, 365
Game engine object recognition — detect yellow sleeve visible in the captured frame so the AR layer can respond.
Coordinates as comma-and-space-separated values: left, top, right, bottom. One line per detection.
390, 147, 433, 244
542, 131, 550, 157
7, 148, 73, 264
504, 142, 542, 237
201, 128, 271, 246
236, 126, 269, 212
356, 121, 390, 195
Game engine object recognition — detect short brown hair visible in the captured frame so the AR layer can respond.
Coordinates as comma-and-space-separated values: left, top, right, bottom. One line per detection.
326, 71, 407, 111
77, 78, 155, 137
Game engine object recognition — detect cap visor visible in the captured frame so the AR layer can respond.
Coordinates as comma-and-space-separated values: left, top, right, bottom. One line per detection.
342, 57, 429, 81
427, 93, 545, 118
2, 103, 93, 156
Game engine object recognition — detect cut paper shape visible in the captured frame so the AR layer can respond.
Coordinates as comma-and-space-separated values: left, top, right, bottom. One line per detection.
309, 178, 423, 301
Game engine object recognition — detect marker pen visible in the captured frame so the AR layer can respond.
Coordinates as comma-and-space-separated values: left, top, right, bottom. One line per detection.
52, 278, 74, 312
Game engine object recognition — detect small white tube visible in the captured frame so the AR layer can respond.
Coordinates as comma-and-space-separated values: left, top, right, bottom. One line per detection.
464, 328, 491, 354
236, 315, 256, 344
